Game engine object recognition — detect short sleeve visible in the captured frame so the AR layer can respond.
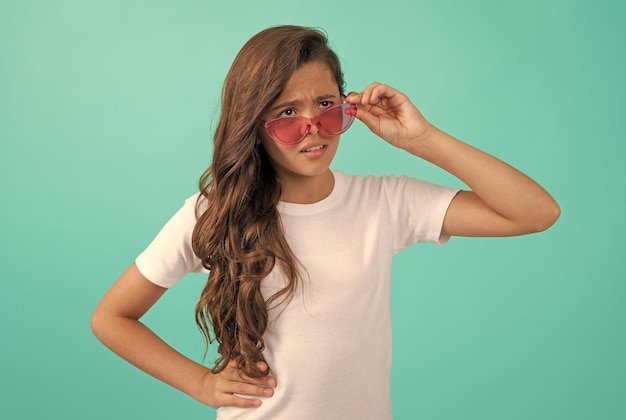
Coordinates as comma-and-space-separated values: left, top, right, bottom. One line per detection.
383, 176, 460, 252
135, 193, 209, 288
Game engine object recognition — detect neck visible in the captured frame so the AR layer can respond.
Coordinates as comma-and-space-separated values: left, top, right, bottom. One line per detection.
278, 170, 334, 204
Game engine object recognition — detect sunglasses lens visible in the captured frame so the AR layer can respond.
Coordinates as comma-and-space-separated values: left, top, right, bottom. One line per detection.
264, 103, 356, 145
267, 118, 308, 144
318, 104, 355, 135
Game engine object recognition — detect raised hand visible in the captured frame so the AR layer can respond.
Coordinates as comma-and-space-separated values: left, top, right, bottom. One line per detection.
346, 82, 433, 150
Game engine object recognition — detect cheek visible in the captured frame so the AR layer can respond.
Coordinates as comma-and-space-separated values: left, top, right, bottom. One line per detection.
260, 132, 290, 163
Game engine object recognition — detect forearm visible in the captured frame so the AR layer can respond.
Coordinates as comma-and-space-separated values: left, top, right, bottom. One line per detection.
92, 314, 210, 402
405, 125, 560, 232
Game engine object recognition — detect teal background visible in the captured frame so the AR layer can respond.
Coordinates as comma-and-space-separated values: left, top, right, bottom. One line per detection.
1, 0, 625, 419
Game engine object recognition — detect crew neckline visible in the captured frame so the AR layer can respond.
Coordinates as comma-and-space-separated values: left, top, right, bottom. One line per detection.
277, 169, 344, 216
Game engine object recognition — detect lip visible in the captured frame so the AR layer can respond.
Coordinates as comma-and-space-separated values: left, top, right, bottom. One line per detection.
298, 142, 329, 159
299, 142, 328, 153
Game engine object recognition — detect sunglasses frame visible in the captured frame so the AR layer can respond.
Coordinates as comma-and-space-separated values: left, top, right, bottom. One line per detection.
259, 101, 357, 145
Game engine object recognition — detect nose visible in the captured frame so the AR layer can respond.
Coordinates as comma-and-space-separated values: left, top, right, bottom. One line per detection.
304, 118, 321, 137
308, 114, 323, 136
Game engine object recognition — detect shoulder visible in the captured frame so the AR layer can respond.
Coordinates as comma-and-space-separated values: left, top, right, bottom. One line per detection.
186, 191, 205, 211
334, 169, 459, 207
173, 191, 209, 222
333, 169, 424, 195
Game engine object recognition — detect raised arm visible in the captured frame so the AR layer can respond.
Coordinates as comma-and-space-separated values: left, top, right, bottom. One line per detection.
346, 83, 560, 237
91, 263, 276, 408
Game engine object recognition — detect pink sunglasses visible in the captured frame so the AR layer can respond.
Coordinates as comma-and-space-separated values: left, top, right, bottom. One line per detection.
259, 102, 357, 145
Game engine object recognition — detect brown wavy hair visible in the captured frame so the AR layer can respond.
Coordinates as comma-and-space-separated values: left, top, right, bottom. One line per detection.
191, 26, 346, 378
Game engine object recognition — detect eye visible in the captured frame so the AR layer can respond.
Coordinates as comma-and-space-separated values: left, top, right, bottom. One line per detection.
320, 100, 333, 109
279, 108, 296, 117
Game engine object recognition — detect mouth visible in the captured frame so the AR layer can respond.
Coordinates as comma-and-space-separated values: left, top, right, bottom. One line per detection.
300, 144, 327, 153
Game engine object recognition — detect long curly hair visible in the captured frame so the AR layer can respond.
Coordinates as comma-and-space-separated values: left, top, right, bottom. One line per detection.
192, 26, 346, 378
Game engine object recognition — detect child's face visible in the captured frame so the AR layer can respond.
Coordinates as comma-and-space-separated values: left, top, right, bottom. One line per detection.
258, 61, 342, 184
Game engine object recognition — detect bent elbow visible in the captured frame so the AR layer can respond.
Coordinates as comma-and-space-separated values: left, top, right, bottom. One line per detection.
531, 200, 561, 233
90, 306, 108, 342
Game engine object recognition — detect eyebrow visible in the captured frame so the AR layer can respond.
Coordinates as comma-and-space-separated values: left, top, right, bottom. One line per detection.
269, 94, 338, 112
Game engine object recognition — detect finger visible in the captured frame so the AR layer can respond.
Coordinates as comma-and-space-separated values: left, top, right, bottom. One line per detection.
360, 82, 382, 105
256, 361, 269, 373
361, 83, 409, 109
346, 82, 382, 105
371, 85, 403, 106
365, 83, 402, 106
345, 91, 362, 104
224, 360, 276, 387
227, 358, 269, 373
254, 362, 277, 387
217, 394, 263, 409
223, 366, 262, 383
224, 380, 275, 398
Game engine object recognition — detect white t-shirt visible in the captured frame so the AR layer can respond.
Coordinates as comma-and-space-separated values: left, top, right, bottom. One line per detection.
136, 170, 459, 419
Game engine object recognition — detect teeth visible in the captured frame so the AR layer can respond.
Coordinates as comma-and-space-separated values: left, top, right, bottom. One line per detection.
303, 145, 325, 152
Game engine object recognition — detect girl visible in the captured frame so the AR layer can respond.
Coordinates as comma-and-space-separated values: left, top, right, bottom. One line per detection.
91, 25, 559, 419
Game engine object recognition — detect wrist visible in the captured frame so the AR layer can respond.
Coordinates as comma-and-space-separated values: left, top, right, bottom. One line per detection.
402, 123, 440, 156
190, 366, 217, 406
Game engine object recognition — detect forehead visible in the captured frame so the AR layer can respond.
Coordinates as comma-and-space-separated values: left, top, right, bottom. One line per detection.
275, 62, 339, 101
